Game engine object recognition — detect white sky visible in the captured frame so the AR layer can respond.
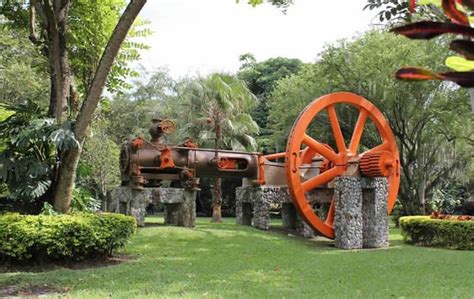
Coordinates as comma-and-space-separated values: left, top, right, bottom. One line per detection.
136, 0, 376, 79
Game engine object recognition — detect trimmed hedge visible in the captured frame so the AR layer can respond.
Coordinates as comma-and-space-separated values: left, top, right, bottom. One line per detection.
400, 216, 474, 250
0, 212, 137, 262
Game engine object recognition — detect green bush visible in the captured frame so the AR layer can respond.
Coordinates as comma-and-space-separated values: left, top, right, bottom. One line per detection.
0, 212, 137, 262
400, 216, 474, 250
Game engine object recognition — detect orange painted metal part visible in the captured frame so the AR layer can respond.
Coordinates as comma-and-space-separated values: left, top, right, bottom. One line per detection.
217, 157, 238, 170
159, 147, 176, 169
262, 152, 287, 161
359, 151, 395, 177
285, 92, 400, 239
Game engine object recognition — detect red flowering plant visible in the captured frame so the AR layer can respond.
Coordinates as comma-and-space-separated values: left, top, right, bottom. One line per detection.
391, 0, 474, 94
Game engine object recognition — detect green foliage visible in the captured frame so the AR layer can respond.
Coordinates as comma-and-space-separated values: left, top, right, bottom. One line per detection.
430, 182, 470, 214
1, 1, 151, 96
0, 102, 79, 202
0, 26, 49, 107
176, 73, 259, 151
106, 68, 177, 144
71, 187, 101, 212
363, 0, 446, 23
0, 212, 137, 261
80, 119, 121, 201
400, 216, 474, 250
238, 55, 303, 152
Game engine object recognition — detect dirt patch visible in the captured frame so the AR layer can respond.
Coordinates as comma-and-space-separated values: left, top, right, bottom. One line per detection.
0, 254, 136, 273
0, 284, 65, 298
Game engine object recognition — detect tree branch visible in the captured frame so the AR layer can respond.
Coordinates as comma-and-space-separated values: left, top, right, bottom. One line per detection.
28, 4, 39, 43
75, 0, 147, 141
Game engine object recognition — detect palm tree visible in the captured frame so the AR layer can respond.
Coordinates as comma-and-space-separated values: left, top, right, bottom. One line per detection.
178, 73, 259, 222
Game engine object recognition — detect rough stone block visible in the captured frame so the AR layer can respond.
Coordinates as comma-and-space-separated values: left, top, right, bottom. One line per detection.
362, 178, 389, 248
110, 187, 196, 228
334, 177, 363, 249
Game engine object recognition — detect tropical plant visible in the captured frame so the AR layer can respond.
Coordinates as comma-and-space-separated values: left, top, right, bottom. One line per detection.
0, 102, 79, 207
177, 74, 259, 222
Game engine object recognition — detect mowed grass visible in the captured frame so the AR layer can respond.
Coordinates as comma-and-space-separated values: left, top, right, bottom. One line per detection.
1, 217, 473, 298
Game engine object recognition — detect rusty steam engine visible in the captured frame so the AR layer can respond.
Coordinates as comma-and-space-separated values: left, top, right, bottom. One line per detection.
119, 92, 401, 239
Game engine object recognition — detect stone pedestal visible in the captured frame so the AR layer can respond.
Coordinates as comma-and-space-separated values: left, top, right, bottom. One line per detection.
334, 177, 363, 249
235, 185, 312, 237
334, 177, 389, 249
362, 178, 389, 248
109, 187, 196, 227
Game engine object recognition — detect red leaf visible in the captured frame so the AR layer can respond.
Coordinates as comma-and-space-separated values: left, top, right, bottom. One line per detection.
439, 71, 474, 87
410, 0, 417, 13
396, 67, 474, 87
442, 0, 469, 25
395, 67, 444, 81
391, 21, 474, 39
449, 39, 474, 60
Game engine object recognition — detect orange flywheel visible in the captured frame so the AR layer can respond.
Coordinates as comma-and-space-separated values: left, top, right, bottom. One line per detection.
285, 92, 400, 239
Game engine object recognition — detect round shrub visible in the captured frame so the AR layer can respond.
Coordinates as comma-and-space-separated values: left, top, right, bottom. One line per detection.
0, 212, 137, 262
399, 216, 474, 250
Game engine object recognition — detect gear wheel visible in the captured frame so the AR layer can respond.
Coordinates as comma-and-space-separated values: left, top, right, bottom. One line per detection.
360, 150, 395, 177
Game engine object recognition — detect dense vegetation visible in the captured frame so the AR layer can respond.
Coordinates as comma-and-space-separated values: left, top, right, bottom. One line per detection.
0, 213, 136, 261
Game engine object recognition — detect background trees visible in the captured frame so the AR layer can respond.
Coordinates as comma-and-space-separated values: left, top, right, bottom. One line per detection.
268, 31, 473, 218
237, 55, 303, 152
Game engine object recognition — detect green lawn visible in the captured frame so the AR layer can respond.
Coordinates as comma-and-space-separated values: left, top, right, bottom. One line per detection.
1, 217, 473, 298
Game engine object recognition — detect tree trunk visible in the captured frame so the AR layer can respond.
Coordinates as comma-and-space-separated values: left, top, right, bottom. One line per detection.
35, 0, 71, 120
52, 0, 148, 212
52, 147, 81, 212
211, 110, 223, 222
211, 178, 223, 222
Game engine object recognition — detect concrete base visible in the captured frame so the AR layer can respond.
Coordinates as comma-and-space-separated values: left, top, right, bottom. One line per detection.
109, 187, 196, 227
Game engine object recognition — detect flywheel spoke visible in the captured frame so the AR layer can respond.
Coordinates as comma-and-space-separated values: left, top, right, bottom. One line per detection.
324, 199, 335, 226
349, 109, 368, 154
327, 105, 346, 153
302, 167, 342, 192
302, 134, 339, 163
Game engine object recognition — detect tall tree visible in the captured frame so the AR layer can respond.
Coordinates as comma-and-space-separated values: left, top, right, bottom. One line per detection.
178, 74, 259, 222
1, 0, 148, 212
